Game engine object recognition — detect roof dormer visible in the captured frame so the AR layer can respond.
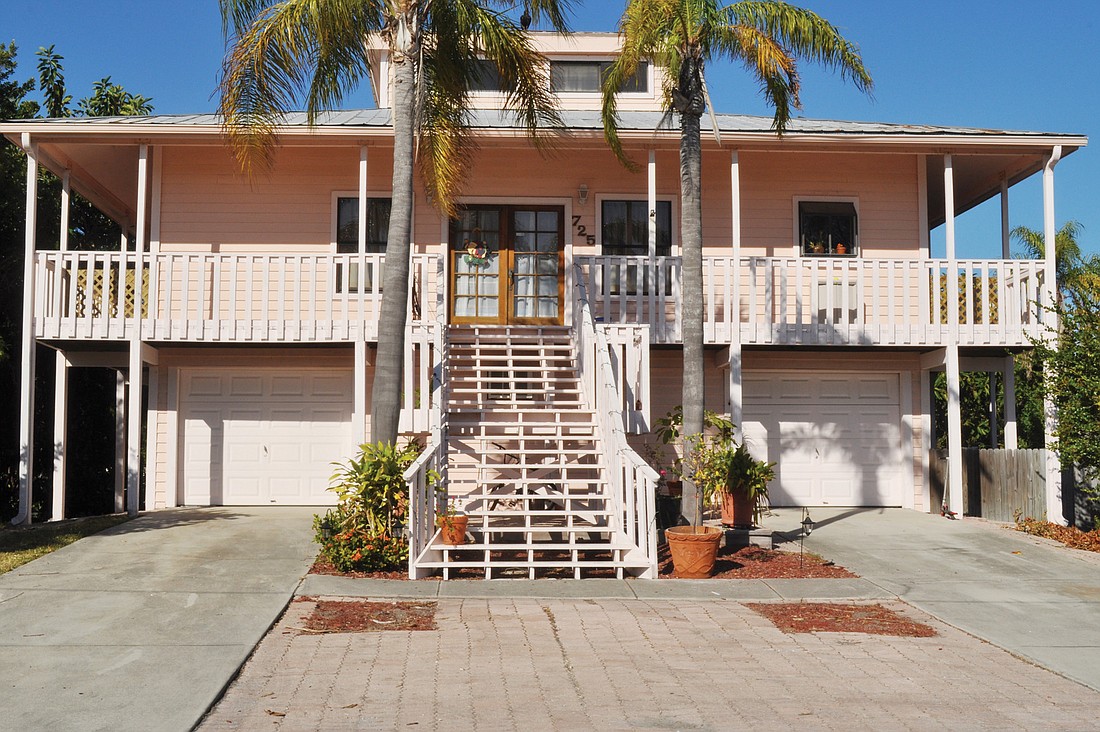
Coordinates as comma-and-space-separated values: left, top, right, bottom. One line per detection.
366, 32, 666, 112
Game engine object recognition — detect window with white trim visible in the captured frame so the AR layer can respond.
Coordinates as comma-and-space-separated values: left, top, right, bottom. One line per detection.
336, 197, 391, 253
600, 199, 671, 294
335, 196, 390, 292
799, 200, 858, 256
550, 60, 649, 93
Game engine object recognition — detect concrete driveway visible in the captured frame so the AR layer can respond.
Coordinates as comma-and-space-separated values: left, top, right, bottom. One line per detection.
0, 507, 318, 732
762, 507, 1100, 692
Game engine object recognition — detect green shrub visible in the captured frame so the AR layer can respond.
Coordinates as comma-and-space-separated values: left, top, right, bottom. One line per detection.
314, 440, 422, 573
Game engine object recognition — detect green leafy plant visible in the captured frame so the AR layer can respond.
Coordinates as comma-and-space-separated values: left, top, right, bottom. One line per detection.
314, 440, 424, 573
686, 436, 776, 524
649, 406, 734, 480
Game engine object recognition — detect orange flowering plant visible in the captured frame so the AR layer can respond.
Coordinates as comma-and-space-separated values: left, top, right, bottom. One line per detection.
313, 439, 424, 572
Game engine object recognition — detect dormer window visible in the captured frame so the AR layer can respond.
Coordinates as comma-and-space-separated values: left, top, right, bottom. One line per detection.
550, 60, 649, 93
470, 59, 505, 92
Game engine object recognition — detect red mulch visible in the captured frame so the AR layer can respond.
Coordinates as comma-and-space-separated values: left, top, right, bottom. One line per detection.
310, 544, 857, 581
658, 543, 857, 579
309, 557, 410, 580
747, 602, 937, 637
293, 598, 437, 632
1013, 517, 1100, 552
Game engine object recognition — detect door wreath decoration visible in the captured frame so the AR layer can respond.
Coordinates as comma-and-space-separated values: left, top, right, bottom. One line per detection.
462, 228, 493, 267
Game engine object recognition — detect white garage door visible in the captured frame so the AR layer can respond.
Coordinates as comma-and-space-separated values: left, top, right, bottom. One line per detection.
742, 372, 908, 507
180, 370, 353, 506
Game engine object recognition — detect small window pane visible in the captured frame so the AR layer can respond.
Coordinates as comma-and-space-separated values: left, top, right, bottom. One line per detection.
470, 59, 503, 92
550, 61, 648, 93
799, 201, 857, 256
601, 199, 671, 257
336, 197, 390, 253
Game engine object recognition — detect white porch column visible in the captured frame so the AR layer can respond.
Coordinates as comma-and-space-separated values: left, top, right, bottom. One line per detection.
1000, 176, 1011, 259
1003, 355, 1018, 449
14, 134, 39, 525
920, 368, 933, 512
1042, 146, 1064, 523
60, 170, 70, 251
647, 150, 656, 255
729, 150, 743, 433
135, 145, 148, 322
354, 339, 368, 443
944, 154, 964, 515
115, 371, 126, 513
126, 339, 144, 515
52, 354, 68, 521
359, 146, 368, 253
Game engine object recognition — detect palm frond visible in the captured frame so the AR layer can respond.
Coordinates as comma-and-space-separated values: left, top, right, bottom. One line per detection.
218, 0, 382, 174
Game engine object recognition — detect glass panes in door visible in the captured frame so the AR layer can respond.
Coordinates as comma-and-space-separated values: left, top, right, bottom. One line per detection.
452, 209, 502, 320
449, 206, 563, 325
512, 210, 561, 320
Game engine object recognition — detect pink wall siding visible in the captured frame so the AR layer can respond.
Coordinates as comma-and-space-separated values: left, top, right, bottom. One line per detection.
159, 145, 393, 252
734, 151, 921, 257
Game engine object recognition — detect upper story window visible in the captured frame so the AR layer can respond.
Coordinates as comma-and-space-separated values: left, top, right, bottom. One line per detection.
336, 197, 391, 253
799, 200, 858, 256
601, 199, 672, 295
469, 59, 505, 92
550, 60, 650, 94
602, 199, 672, 256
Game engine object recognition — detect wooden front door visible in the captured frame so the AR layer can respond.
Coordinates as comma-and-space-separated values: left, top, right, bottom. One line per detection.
450, 205, 564, 325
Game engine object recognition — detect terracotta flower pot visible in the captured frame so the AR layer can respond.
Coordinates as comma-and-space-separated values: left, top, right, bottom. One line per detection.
438, 515, 469, 545
720, 489, 755, 530
665, 525, 722, 578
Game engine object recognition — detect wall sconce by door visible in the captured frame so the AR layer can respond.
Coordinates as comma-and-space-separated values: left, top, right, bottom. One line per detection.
577, 184, 589, 206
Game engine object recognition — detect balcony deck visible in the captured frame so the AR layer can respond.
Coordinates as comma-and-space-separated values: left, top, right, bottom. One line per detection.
576, 255, 1048, 349
31, 251, 1049, 349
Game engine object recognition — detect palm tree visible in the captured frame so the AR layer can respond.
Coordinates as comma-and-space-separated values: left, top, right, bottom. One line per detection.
1012, 220, 1088, 307
602, 0, 872, 526
219, 0, 571, 445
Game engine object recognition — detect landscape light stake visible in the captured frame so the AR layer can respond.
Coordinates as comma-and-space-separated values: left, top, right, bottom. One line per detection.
800, 509, 815, 569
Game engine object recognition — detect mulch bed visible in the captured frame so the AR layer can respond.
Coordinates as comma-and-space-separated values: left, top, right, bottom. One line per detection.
293, 598, 437, 632
310, 544, 857, 581
658, 544, 857, 579
747, 602, 937, 637
309, 557, 409, 580
1013, 517, 1100, 552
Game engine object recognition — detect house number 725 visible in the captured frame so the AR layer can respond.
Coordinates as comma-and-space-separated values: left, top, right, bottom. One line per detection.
572, 215, 596, 246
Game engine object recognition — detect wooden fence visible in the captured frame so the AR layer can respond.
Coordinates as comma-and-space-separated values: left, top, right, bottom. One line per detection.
929, 448, 1046, 522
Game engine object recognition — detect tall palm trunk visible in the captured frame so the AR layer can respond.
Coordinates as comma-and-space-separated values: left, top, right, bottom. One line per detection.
371, 47, 416, 445
679, 95, 705, 526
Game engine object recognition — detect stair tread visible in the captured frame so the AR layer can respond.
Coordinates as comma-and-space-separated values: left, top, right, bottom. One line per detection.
416, 559, 651, 569
431, 541, 635, 551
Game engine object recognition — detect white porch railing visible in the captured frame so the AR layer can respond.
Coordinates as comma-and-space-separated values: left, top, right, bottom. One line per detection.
33, 251, 444, 342
573, 263, 659, 579
398, 322, 445, 435
404, 424, 447, 580
576, 255, 1048, 347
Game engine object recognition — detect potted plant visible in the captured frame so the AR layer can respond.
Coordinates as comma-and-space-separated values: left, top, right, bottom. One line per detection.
688, 438, 776, 530
436, 497, 468, 545
655, 407, 735, 577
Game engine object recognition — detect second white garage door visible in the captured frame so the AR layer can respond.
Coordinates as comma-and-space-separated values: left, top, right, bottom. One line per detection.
742, 372, 908, 507
180, 370, 354, 506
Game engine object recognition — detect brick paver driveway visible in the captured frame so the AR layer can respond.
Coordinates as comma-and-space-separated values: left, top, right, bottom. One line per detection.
199, 596, 1100, 731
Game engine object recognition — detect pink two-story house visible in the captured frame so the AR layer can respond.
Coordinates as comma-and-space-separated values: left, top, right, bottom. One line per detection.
3, 33, 1085, 578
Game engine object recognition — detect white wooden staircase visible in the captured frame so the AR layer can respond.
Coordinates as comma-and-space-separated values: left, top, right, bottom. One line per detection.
412, 325, 653, 579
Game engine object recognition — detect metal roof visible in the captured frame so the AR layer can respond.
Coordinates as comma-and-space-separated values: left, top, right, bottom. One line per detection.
2, 108, 1081, 140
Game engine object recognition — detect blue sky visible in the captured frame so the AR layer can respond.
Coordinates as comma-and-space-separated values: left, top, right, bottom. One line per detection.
6, 0, 1097, 256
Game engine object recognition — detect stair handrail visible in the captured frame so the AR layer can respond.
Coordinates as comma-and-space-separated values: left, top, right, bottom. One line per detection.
572, 263, 659, 578
404, 322, 448, 579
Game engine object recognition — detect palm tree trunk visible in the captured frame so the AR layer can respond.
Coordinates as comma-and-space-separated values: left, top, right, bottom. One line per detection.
680, 108, 705, 526
370, 51, 416, 445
